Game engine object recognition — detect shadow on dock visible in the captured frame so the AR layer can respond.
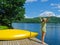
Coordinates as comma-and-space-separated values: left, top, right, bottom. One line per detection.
0, 38, 48, 45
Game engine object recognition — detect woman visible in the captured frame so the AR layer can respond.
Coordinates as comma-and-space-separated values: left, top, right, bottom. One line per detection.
40, 18, 48, 44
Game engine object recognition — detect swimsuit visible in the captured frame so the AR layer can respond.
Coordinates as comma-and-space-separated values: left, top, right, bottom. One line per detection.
41, 22, 46, 32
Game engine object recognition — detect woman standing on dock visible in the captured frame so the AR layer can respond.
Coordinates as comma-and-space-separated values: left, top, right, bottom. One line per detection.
40, 18, 48, 44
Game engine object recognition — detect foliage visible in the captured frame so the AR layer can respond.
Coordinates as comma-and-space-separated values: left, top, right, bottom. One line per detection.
0, 0, 26, 28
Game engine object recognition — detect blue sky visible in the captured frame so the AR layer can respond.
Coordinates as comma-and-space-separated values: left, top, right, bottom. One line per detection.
24, 0, 60, 18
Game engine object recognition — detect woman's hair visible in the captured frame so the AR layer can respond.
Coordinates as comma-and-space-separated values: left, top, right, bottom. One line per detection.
42, 18, 47, 22
42, 18, 44, 22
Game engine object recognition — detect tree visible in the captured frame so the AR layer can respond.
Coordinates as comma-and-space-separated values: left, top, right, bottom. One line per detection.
0, 0, 26, 28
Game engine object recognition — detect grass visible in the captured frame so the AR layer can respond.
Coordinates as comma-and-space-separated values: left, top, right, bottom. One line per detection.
0, 26, 8, 30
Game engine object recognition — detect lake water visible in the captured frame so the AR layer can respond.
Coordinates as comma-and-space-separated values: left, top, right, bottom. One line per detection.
12, 23, 60, 45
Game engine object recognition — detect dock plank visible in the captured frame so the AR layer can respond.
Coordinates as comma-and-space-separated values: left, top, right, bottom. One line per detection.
0, 38, 48, 45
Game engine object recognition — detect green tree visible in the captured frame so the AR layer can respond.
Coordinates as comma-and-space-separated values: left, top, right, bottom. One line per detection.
0, 0, 26, 28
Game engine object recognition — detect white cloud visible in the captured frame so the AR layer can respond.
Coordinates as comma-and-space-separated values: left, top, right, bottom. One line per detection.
24, 14, 27, 18
56, 15, 60, 17
39, 11, 60, 17
25, 15, 28, 18
39, 11, 55, 17
51, 3, 60, 9
25, 15, 33, 18
51, 3, 57, 6
58, 10, 60, 12
41, 0, 48, 2
58, 5, 60, 8
26, 0, 37, 3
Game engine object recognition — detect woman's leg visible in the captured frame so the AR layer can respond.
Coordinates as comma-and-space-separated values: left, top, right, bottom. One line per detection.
41, 31, 46, 44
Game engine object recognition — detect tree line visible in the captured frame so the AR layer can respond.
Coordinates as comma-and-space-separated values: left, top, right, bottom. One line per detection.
19, 16, 60, 23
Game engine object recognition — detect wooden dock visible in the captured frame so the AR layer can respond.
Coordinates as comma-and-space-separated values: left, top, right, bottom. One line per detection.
0, 38, 48, 45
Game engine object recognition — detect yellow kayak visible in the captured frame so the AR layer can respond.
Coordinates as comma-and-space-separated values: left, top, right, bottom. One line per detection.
0, 29, 38, 40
